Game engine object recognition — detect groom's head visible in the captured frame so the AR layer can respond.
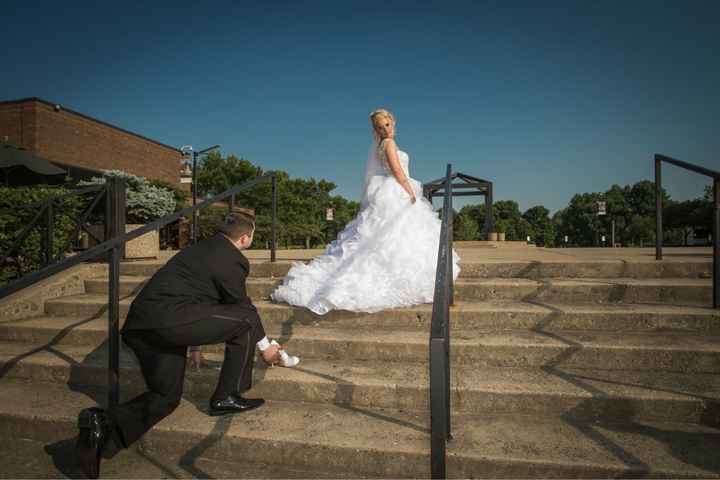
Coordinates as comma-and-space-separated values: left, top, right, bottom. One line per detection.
220, 211, 255, 250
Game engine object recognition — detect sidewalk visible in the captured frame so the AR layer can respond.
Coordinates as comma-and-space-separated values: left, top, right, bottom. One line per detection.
242, 245, 713, 264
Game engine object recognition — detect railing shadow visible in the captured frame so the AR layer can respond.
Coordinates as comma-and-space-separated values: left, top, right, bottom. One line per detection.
522, 282, 720, 475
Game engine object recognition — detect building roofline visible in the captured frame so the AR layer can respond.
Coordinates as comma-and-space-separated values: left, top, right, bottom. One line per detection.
0, 97, 182, 153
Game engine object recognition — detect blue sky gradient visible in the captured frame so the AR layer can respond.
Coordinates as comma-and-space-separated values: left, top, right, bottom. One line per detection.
3, 0, 718, 212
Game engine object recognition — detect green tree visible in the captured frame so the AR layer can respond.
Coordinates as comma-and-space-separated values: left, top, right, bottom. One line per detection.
664, 199, 707, 245
325, 195, 360, 243
553, 181, 671, 247
457, 204, 487, 239
523, 205, 556, 247
196, 152, 262, 198
492, 200, 529, 241
453, 208, 480, 240
554, 192, 604, 246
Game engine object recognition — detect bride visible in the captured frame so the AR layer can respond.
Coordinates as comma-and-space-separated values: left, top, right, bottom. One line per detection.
271, 108, 460, 315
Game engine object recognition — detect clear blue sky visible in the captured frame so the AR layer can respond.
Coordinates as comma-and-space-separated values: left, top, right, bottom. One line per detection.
3, 0, 718, 213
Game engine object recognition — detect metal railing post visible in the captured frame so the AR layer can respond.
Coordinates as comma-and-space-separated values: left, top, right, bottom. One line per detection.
271, 174, 277, 262
192, 152, 198, 245
714, 178, 719, 309
107, 177, 125, 408
430, 164, 453, 478
655, 156, 663, 260
430, 338, 448, 479
486, 182, 494, 239
445, 164, 453, 442
44, 200, 54, 267
447, 166, 454, 307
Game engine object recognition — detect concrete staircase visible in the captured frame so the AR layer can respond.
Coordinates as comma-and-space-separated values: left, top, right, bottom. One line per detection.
1, 253, 719, 477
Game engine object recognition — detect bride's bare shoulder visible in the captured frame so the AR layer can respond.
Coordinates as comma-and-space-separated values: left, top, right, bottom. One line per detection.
381, 138, 397, 151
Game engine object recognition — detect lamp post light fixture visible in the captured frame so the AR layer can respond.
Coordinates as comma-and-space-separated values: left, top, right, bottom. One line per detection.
180, 144, 221, 244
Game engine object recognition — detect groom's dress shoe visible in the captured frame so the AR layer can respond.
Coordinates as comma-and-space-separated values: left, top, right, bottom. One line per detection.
209, 394, 264, 416
76, 407, 112, 479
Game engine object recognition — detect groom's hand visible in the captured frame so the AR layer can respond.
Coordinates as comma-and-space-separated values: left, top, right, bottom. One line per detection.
262, 344, 282, 365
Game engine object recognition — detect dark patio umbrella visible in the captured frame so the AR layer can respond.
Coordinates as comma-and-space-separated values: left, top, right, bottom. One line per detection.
0, 144, 67, 186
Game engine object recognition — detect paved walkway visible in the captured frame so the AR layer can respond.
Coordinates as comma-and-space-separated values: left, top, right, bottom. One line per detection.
241, 245, 712, 263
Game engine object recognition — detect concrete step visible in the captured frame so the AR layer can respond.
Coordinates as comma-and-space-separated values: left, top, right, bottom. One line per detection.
460, 259, 712, 279
83, 276, 714, 307
119, 259, 295, 279
0, 435, 366, 479
117, 259, 713, 280
453, 278, 713, 306
41, 294, 720, 333
1, 340, 719, 424
3, 315, 720, 373
1, 379, 718, 478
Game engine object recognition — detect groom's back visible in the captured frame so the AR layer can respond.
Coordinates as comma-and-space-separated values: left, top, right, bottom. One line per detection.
124, 233, 250, 330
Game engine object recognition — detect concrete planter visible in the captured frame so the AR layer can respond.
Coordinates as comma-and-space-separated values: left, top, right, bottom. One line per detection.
87, 224, 159, 259
489, 232, 499, 241
124, 224, 159, 259
498, 232, 506, 242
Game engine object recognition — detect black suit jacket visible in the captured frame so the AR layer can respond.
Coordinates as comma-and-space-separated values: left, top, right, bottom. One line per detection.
123, 233, 255, 330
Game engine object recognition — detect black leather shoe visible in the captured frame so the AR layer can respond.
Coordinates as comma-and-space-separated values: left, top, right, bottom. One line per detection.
76, 407, 111, 479
209, 394, 264, 416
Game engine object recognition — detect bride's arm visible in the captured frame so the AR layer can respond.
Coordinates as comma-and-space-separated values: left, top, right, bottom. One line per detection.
383, 139, 416, 203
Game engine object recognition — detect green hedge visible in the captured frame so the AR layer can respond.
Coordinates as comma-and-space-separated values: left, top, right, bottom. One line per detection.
0, 185, 84, 285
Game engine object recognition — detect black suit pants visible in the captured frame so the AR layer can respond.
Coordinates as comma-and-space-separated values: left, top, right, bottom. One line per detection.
107, 304, 265, 448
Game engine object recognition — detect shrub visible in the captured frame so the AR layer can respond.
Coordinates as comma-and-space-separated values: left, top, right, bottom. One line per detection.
79, 170, 176, 223
148, 179, 190, 212
0, 185, 84, 285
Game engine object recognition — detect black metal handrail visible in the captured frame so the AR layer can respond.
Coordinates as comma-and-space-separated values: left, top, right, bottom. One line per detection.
0, 173, 278, 408
429, 163, 454, 478
655, 154, 719, 309
0, 184, 109, 280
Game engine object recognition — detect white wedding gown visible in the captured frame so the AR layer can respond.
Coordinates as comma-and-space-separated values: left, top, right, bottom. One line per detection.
271, 139, 460, 315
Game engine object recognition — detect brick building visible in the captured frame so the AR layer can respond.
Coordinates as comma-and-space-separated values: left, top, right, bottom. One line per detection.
0, 97, 183, 185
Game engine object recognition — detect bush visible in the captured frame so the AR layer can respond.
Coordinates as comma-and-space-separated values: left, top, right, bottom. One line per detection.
148, 179, 190, 212
0, 185, 84, 285
197, 205, 229, 241
79, 170, 176, 223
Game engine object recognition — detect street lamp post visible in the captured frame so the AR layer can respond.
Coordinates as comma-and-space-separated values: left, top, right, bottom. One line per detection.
181, 144, 221, 245
597, 200, 607, 247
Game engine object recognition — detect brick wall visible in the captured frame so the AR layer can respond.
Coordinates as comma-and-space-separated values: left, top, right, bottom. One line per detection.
0, 98, 182, 185
0, 101, 35, 149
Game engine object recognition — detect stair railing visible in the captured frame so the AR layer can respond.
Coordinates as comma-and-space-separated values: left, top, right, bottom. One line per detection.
655, 154, 719, 309
0, 173, 279, 408
0, 184, 110, 284
429, 163, 454, 478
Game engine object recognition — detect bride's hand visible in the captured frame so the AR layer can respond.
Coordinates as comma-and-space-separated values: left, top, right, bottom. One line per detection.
410, 194, 417, 204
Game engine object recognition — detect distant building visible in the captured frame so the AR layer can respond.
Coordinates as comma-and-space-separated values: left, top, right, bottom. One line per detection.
0, 97, 183, 186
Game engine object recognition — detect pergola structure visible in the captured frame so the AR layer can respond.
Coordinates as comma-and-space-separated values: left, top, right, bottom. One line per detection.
423, 171, 494, 238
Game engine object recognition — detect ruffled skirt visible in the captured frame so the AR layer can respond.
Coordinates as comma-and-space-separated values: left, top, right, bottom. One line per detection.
270, 174, 461, 314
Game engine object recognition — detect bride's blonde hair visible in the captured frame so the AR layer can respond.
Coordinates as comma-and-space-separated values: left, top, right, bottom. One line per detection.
369, 108, 396, 140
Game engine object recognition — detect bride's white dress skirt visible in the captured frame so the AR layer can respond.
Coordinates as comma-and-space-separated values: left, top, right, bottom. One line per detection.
271, 172, 461, 315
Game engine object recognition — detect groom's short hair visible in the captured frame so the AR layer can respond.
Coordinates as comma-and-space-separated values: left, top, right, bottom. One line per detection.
219, 210, 255, 240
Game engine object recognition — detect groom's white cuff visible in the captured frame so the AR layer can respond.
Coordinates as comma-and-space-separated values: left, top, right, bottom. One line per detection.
256, 336, 271, 351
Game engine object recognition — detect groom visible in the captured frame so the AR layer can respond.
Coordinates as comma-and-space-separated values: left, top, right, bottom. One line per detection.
75, 211, 281, 479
